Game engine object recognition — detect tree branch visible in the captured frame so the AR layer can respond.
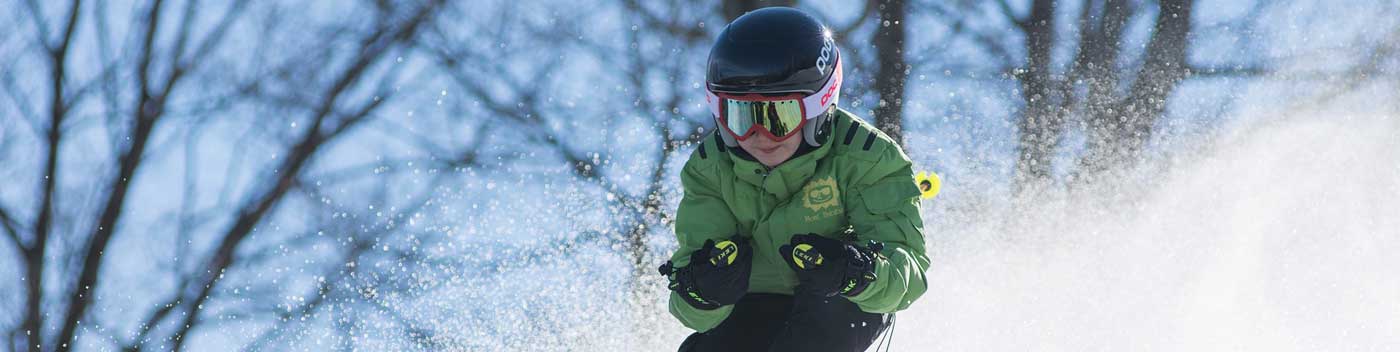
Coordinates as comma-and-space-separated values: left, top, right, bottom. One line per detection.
993, 0, 1026, 29
0, 69, 44, 139
0, 205, 23, 251
172, 0, 252, 92
54, 0, 164, 348
92, 0, 126, 161
833, 0, 877, 40
235, 241, 363, 352
21, 0, 54, 52
432, 43, 618, 185
1187, 64, 1270, 78
1292, 23, 1400, 107
168, 0, 200, 68
26, 1, 82, 352
238, 168, 451, 351
622, 0, 708, 44
917, 1, 1016, 70
166, 3, 444, 350
82, 3, 250, 349
439, 57, 647, 225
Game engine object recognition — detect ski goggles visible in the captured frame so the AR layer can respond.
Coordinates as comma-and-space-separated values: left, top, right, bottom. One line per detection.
712, 93, 810, 141
706, 64, 842, 142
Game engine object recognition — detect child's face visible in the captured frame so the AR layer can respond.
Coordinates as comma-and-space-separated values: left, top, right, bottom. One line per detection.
737, 132, 802, 168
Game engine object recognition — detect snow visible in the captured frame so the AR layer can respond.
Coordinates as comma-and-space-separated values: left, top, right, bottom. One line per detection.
885, 114, 1400, 351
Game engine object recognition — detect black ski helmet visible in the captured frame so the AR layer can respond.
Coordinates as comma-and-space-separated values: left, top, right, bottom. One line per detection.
706, 7, 843, 148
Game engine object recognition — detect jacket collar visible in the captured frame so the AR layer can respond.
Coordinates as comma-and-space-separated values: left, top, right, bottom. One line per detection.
730, 123, 835, 200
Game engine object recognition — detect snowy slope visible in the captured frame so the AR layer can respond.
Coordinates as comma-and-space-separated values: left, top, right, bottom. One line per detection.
887, 114, 1400, 351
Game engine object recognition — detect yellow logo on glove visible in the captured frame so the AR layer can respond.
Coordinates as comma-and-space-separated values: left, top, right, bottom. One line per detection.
792, 243, 824, 269
710, 240, 739, 266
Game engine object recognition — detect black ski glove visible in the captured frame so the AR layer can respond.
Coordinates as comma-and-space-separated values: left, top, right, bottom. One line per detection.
779, 233, 883, 297
659, 236, 753, 310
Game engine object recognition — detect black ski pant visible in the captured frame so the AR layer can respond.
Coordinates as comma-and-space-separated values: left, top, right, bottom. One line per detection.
677, 293, 889, 352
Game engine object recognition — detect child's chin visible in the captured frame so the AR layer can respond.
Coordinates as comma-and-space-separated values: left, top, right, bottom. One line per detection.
756, 154, 787, 166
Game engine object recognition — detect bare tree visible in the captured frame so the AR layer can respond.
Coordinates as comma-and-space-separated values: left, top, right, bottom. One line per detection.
9, 1, 102, 351
56, 1, 251, 350
1, 1, 452, 351
6, 0, 728, 349
1011, 0, 1196, 188
1077, 0, 1193, 176
139, 2, 446, 351
914, 0, 1273, 193
417, 1, 731, 346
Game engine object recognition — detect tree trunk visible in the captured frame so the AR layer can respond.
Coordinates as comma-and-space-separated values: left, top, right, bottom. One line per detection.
722, 0, 798, 21
1014, 0, 1066, 193
872, 0, 908, 146
1080, 0, 1194, 175
1069, 0, 1132, 181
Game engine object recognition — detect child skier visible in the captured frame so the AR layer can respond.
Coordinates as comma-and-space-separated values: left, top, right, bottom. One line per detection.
659, 7, 930, 352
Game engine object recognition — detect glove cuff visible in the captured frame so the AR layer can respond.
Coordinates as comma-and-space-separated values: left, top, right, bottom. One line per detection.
839, 241, 882, 297
660, 261, 723, 310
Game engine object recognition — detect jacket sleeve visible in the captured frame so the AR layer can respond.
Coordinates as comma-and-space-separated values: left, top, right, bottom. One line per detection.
843, 147, 930, 313
666, 159, 740, 332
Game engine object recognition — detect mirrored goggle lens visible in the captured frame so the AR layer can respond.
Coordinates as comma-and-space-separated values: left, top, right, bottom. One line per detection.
723, 99, 804, 138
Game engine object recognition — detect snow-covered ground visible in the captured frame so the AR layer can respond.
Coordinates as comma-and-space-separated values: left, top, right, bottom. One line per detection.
888, 114, 1400, 351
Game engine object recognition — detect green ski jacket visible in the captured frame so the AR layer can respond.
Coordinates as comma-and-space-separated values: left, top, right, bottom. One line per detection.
667, 108, 930, 332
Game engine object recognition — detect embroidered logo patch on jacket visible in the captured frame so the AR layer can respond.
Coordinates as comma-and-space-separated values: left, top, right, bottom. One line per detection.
801, 177, 842, 223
